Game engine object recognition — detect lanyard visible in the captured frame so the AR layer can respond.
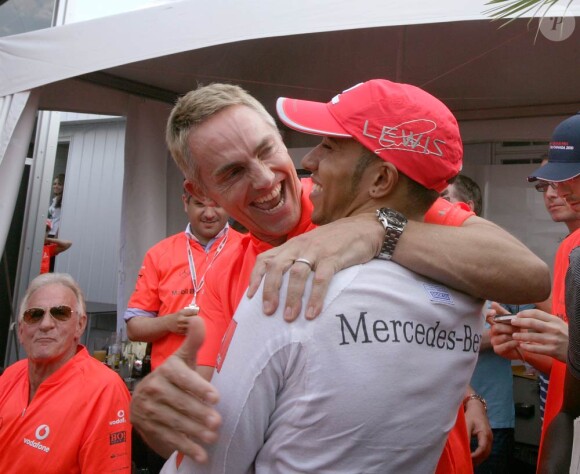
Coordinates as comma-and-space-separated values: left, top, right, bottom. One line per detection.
186, 229, 229, 308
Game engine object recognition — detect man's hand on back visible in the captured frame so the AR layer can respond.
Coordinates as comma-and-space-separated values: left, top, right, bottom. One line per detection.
247, 213, 382, 321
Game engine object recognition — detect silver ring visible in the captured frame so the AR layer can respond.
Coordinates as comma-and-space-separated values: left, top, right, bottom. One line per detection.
294, 258, 313, 270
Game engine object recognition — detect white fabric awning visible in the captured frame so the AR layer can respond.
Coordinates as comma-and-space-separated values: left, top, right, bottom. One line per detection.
3, 0, 578, 98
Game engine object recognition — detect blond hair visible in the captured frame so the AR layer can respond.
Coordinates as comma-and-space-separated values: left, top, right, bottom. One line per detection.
166, 83, 278, 185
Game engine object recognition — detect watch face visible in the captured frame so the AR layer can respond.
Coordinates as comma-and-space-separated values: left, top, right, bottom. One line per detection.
380, 209, 407, 227
389, 215, 404, 227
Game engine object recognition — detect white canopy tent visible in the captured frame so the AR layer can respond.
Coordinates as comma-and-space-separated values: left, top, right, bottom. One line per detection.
1, 0, 580, 362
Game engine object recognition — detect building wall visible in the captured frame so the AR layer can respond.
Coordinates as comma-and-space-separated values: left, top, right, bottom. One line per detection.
54, 118, 125, 304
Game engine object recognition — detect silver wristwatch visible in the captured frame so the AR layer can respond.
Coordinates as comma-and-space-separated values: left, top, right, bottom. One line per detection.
376, 208, 408, 260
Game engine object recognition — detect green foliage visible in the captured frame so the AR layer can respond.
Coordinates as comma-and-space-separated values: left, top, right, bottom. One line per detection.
484, 0, 573, 27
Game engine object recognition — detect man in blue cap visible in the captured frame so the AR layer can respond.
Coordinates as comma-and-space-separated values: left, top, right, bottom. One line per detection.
529, 114, 580, 190
510, 113, 580, 472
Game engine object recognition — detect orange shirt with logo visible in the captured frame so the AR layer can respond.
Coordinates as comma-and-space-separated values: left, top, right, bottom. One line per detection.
0, 346, 131, 473
127, 228, 241, 370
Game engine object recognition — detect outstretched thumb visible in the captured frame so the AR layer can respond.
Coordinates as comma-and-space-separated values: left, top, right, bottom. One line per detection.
175, 316, 205, 370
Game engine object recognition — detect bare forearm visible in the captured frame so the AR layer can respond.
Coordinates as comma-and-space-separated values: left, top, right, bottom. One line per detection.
126, 315, 171, 342
393, 217, 550, 304
45, 237, 72, 254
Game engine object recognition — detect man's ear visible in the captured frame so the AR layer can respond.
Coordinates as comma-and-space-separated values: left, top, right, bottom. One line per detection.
76, 313, 87, 340
369, 162, 399, 199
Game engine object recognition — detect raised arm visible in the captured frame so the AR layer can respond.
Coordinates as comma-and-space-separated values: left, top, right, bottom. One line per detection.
248, 213, 550, 320
44, 236, 72, 254
394, 215, 549, 303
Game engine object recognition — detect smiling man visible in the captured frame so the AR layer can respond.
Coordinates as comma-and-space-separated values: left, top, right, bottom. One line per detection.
0, 273, 131, 474
125, 186, 241, 371
161, 80, 485, 473
130, 82, 550, 464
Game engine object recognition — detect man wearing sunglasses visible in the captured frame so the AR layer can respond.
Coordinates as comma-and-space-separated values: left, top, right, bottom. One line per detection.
0, 273, 131, 474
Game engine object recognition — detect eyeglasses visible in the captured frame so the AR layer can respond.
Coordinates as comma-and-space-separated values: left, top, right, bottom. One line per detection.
22, 305, 75, 325
534, 181, 557, 193
534, 175, 580, 192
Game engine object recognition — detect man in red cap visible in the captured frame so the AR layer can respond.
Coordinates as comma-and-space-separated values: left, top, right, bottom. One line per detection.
158, 80, 512, 473
131, 82, 549, 468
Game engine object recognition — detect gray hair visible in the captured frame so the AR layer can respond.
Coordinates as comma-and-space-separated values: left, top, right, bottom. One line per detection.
166, 83, 278, 186
18, 273, 86, 322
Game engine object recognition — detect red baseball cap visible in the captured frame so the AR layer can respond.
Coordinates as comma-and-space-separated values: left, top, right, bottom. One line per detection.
276, 79, 463, 192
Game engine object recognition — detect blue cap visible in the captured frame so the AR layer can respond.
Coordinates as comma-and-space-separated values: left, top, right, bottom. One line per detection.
528, 113, 580, 182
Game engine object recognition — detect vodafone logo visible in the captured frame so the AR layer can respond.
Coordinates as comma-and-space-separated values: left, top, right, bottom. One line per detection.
24, 424, 51, 453
35, 424, 50, 441
109, 409, 127, 426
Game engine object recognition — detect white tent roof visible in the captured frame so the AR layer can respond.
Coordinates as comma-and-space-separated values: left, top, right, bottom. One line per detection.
1, 0, 580, 335
1, 0, 579, 125
0, 0, 498, 97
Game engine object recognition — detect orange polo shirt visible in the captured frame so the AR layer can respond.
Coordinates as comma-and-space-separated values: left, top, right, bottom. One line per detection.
0, 346, 131, 473
126, 227, 242, 370
40, 243, 57, 274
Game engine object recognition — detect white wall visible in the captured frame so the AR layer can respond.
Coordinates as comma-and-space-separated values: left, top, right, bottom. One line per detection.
482, 164, 565, 272
55, 119, 125, 304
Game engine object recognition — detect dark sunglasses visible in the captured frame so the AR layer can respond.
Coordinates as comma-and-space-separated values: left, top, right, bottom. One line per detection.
534, 181, 557, 193
22, 305, 75, 325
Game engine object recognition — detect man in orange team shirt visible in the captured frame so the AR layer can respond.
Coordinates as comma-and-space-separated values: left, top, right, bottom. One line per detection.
125, 186, 241, 370
0, 273, 131, 473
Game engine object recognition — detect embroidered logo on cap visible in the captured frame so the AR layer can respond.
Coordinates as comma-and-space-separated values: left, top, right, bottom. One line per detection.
362, 119, 446, 157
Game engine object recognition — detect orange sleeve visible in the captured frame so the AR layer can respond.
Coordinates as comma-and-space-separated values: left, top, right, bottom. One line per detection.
127, 250, 161, 312
435, 407, 474, 474
425, 197, 474, 227
79, 375, 132, 473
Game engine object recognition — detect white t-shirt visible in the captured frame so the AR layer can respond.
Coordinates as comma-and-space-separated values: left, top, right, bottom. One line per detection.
163, 260, 484, 474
